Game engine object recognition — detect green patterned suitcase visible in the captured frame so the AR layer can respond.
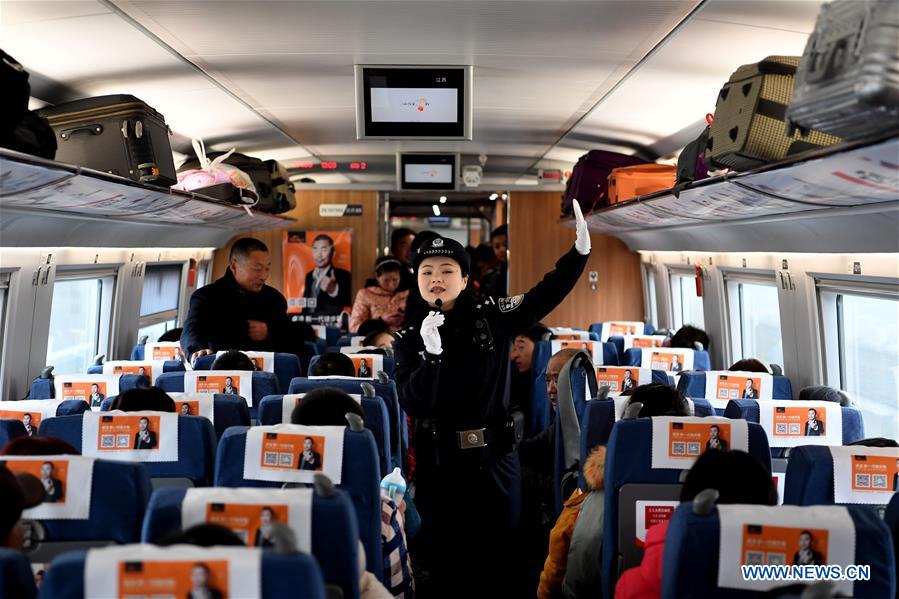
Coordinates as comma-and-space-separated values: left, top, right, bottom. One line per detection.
707, 56, 841, 171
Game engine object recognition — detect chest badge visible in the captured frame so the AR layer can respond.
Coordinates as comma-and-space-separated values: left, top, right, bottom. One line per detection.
498, 294, 524, 313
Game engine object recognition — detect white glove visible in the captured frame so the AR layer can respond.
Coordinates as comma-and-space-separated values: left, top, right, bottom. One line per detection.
420, 311, 445, 355
572, 199, 591, 255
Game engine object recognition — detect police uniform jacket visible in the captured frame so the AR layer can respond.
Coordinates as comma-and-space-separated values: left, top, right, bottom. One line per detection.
181, 269, 290, 357
394, 246, 588, 464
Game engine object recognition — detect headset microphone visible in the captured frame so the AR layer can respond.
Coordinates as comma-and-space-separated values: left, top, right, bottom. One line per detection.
435, 298, 443, 312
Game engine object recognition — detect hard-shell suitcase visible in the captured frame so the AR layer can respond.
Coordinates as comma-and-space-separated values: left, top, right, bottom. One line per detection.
786, 0, 899, 140
707, 56, 842, 172
562, 150, 646, 216
40, 94, 176, 186
608, 164, 677, 204
0, 50, 57, 159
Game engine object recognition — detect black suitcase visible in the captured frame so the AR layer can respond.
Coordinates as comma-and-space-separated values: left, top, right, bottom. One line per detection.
39, 94, 176, 186
0, 50, 56, 159
786, 0, 899, 140
265, 159, 296, 214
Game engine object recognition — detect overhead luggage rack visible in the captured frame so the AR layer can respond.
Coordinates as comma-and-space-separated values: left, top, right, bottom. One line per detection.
578, 134, 899, 253
0, 148, 293, 246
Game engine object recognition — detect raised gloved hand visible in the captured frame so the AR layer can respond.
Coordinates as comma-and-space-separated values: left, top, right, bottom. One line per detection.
572, 199, 591, 255
420, 311, 445, 355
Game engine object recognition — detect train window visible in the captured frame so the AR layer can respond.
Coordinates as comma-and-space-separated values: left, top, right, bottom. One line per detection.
138, 264, 183, 340
670, 271, 704, 330
726, 277, 783, 368
46, 274, 115, 374
820, 286, 899, 439
196, 260, 210, 288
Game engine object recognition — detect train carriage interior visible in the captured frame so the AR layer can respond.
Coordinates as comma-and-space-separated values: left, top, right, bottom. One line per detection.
1, 0, 898, 597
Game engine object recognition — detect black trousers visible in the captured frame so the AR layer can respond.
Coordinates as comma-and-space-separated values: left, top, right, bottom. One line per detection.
412, 450, 523, 598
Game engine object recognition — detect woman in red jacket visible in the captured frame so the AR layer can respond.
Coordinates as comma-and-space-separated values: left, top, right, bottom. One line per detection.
615, 450, 777, 599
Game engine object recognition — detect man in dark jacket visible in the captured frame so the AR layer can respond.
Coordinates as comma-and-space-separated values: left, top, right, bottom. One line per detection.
181, 238, 290, 361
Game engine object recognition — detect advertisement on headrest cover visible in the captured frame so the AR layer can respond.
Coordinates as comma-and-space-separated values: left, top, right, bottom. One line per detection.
168, 392, 216, 422
757, 401, 842, 448
641, 348, 693, 375
717, 505, 855, 593
347, 354, 383, 379
0, 399, 66, 436
705, 371, 774, 410
182, 487, 313, 553
103, 360, 166, 383
145, 341, 184, 361
82, 411, 179, 462
651, 417, 749, 469
551, 340, 604, 365
242, 424, 345, 484
830, 445, 899, 504
214, 351, 275, 373
1, 455, 94, 519
55, 374, 120, 410
601, 321, 643, 342
622, 335, 667, 350
85, 544, 261, 598
596, 366, 651, 397
184, 371, 254, 407
281, 393, 361, 424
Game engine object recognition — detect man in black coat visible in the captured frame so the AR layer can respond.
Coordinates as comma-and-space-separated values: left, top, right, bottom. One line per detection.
181, 238, 291, 361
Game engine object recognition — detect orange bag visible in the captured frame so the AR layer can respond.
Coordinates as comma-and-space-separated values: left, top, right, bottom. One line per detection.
607, 164, 676, 204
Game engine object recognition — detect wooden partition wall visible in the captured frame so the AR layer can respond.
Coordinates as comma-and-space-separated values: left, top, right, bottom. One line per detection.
508, 191, 644, 329
212, 190, 380, 296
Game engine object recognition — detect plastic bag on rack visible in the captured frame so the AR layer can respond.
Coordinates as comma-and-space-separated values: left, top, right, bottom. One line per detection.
172, 139, 257, 205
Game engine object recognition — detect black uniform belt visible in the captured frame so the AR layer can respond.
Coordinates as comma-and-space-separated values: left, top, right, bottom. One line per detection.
456, 428, 489, 450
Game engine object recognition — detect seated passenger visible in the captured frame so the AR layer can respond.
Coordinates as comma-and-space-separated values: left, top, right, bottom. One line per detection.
728, 358, 769, 373
615, 450, 777, 599
626, 383, 691, 418
157, 523, 245, 547
157, 327, 183, 342
0, 465, 43, 550
181, 237, 290, 362
110, 387, 176, 412
309, 352, 356, 378
510, 323, 551, 427
669, 325, 710, 351
350, 257, 410, 333
290, 388, 410, 598
520, 348, 580, 500
363, 329, 394, 351
2, 436, 79, 456
538, 446, 606, 599
211, 349, 257, 371
357, 318, 390, 338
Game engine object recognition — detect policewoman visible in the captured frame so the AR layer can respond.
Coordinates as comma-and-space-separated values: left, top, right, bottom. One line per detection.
394, 201, 592, 596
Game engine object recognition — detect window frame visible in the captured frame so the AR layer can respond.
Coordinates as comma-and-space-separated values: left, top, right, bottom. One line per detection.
139, 262, 185, 331
722, 270, 780, 366
641, 262, 658, 328
48, 268, 117, 369
0, 272, 10, 352
816, 278, 899, 391
668, 265, 704, 331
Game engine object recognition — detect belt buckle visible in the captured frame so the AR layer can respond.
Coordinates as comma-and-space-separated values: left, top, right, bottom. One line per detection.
457, 428, 487, 449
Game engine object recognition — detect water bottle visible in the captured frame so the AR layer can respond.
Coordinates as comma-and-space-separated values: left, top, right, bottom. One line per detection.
380, 467, 406, 505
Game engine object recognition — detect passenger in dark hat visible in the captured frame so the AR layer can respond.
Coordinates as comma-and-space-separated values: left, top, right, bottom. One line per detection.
394, 200, 592, 597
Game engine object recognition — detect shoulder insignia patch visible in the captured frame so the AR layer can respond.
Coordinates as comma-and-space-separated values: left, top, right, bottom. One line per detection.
498, 294, 524, 313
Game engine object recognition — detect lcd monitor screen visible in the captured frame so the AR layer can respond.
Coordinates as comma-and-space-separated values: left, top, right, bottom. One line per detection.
398, 154, 457, 190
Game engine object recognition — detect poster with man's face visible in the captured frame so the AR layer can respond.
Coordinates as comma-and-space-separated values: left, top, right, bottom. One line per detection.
283, 230, 353, 315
